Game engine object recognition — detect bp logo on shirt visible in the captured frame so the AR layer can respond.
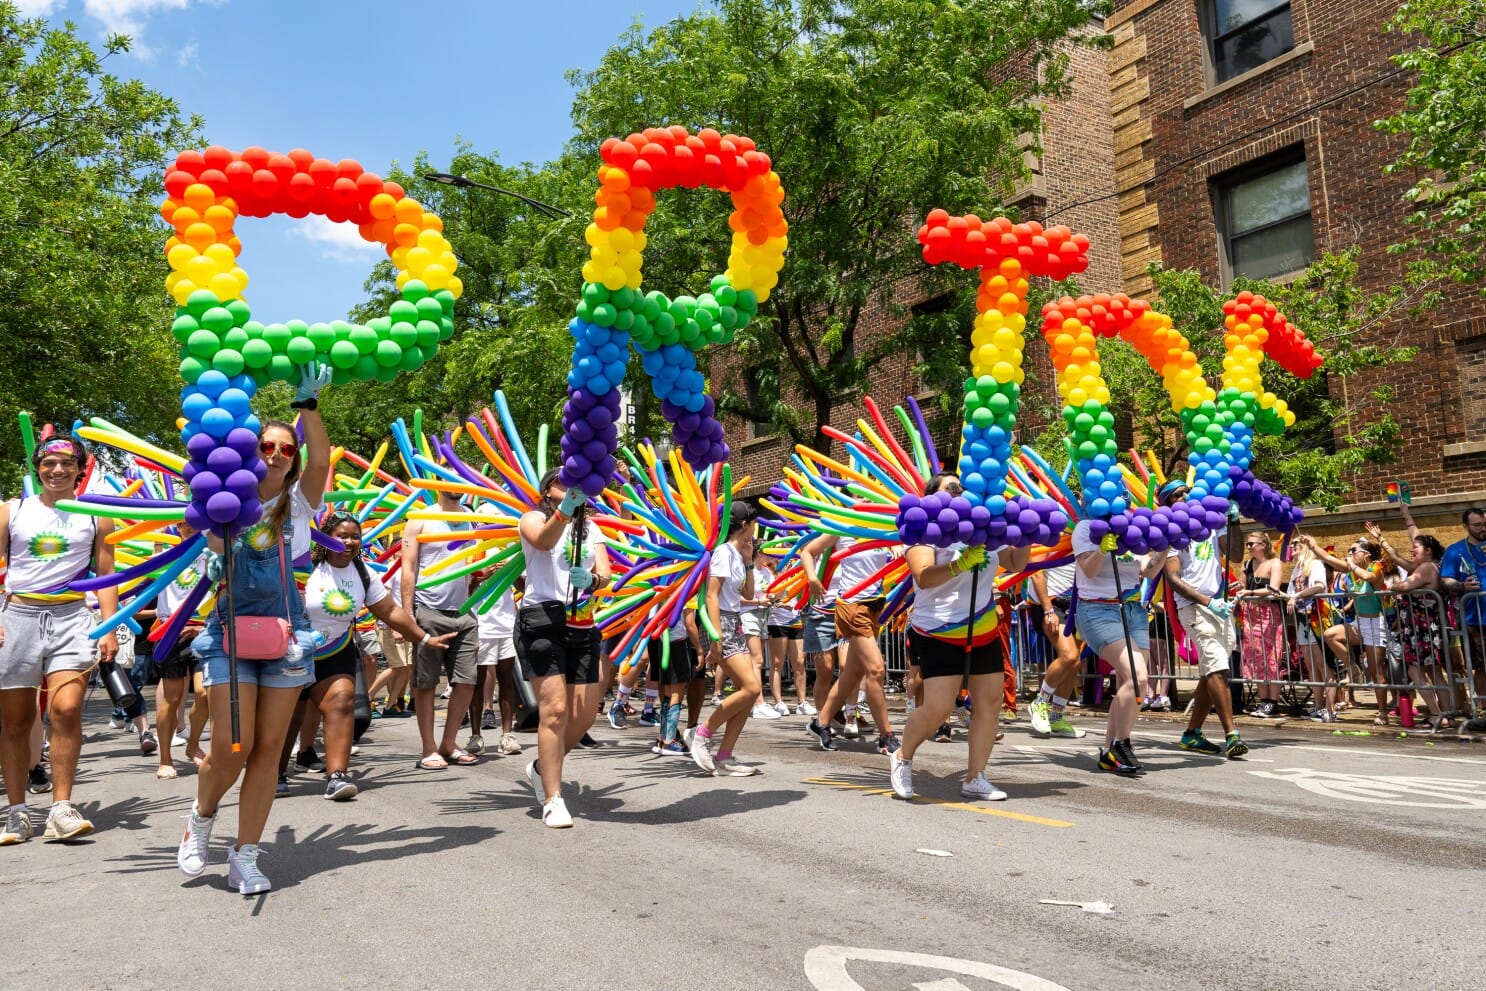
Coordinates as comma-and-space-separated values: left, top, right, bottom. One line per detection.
1191, 539, 1215, 561
28, 530, 69, 561
321, 586, 355, 617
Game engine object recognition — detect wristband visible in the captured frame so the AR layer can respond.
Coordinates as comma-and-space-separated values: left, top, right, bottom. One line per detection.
419, 633, 431, 646
289, 397, 319, 410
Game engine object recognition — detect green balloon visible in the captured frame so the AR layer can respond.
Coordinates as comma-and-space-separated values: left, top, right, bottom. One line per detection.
575, 301, 593, 323
399, 346, 423, 372
171, 315, 199, 344
693, 308, 714, 333
643, 292, 664, 321
988, 393, 1011, 415
186, 329, 220, 359
201, 306, 234, 334
970, 407, 994, 428
242, 320, 265, 340
629, 314, 653, 347
349, 325, 378, 355
268, 354, 295, 381
1077, 440, 1098, 460
286, 336, 316, 364
389, 300, 419, 323
186, 289, 219, 318
352, 354, 379, 381
307, 323, 336, 350
433, 290, 455, 313
714, 283, 738, 307
591, 303, 617, 327
179, 356, 207, 383
223, 327, 249, 349
439, 317, 454, 340
242, 339, 273, 368
654, 312, 676, 342
263, 323, 291, 352
583, 283, 610, 307
415, 320, 440, 347
225, 298, 252, 327
375, 340, 403, 367
390, 322, 418, 347
612, 287, 636, 310
613, 308, 634, 332
329, 340, 360, 369
415, 297, 442, 322
375, 363, 400, 383
211, 348, 244, 376
401, 279, 430, 302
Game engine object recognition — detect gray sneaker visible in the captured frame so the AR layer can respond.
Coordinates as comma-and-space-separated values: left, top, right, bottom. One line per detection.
713, 756, 758, 777
496, 734, 522, 756
683, 726, 716, 773
0, 806, 33, 845
43, 801, 94, 841
465, 735, 485, 756
323, 771, 358, 802
177, 807, 215, 875
227, 843, 271, 895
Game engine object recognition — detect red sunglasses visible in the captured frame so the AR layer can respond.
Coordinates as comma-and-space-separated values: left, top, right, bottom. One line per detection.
259, 440, 298, 459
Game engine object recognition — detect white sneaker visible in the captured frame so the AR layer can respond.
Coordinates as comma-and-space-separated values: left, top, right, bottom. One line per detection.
440, 685, 453, 699
177, 807, 215, 875
710, 693, 723, 707
542, 797, 573, 828
43, 801, 94, 841
750, 703, 781, 720
842, 715, 861, 739
889, 751, 914, 800
0, 805, 33, 845
683, 726, 716, 773
773, 701, 791, 716
961, 774, 1007, 802
796, 700, 818, 716
171, 729, 189, 748
497, 733, 523, 756
108, 716, 127, 730
1028, 699, 1053, 737
713, 757, 758, 777
227, 843, 271, 894
523, 760, 543, 805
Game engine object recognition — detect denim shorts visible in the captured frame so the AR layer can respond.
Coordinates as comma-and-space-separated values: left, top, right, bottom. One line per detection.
191, 527, 314, 691
804, 609, 840, 655
1075, 600, 1150, 654
196, 640, 314, 690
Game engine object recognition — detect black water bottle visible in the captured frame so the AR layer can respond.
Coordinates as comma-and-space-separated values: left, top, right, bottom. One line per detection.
98, 660, 138, 711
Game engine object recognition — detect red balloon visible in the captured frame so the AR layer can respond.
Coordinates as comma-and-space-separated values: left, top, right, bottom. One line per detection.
287, 148, 314, 171
308, 158, 337, 188
173, 150, 206, 176
164, 169, 194, 200
198, 168, 229, 196
202, 146, 234, 171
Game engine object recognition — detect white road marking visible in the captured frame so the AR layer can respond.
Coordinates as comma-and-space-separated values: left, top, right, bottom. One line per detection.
1248, 767, 1486, 809
804, 945, 1072, 991
914, 980, 973, 991
1276, 744, 1486, 766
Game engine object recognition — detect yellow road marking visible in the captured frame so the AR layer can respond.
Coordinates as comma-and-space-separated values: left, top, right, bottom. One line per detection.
802, 777, 1074, 828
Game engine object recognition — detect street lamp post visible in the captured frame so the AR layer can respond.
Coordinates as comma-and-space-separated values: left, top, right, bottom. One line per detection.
421, 172, 570, 219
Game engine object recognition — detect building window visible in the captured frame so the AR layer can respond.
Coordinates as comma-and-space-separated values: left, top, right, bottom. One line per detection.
743, 365, 772, 440
1204, 1, 1294, 84
1215, 153, 1314, 283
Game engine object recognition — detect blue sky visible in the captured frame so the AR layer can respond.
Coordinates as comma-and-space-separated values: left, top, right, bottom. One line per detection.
17, 0, 702, 323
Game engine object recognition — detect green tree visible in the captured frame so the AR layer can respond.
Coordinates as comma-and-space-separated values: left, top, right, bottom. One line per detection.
0, 4, 202, 494
566, 0, 1106, 452
1377, 0, 1486, 301
1040, 252, 1417, 511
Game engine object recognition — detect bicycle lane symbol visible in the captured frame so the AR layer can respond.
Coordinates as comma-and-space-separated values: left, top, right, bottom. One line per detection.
804, 945, 1073, 991
1248, 767, 1486, 809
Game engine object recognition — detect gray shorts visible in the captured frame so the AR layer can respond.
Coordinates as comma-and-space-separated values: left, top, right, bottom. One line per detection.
413, 606, 478, 689
0, 599, 95, 690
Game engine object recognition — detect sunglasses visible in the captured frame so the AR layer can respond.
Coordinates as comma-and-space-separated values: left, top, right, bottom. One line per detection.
260, 440, 299, 459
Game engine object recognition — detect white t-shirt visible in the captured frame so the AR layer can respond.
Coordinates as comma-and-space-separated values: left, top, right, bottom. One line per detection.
521, 514, 606, 605
836, 536, 891, 603
250, 481, 315, 562
1044, 563, 1076, 598
1173, 528, 1227, 608
747, 564, 774, 614
1071, 520, 1145, 601
1287, 558, 1326, 613
157, 551, 209, 619
4, 497, 97, 594
303, 559, 387, 645
413, 518, 471, 611
911, 545, 1000, 636
710, 541, 747, 614
477, 587, 517, 640
668, 611, 690, 642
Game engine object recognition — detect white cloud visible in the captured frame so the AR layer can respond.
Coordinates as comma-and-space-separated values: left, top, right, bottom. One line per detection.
175, 38, 197, 67
78, 0, 219, 58
13, 1, 64, 17
291, 215, 386, 264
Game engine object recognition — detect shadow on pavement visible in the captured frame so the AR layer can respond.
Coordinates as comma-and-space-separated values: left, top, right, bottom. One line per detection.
434, 776, 806, 827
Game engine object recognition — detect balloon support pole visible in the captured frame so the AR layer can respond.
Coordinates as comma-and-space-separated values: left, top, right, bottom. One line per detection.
222, 527, 242, 754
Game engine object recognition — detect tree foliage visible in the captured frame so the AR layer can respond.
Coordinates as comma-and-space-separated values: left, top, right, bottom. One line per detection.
0, 4, 202, 494
1377, 0, 1486, 300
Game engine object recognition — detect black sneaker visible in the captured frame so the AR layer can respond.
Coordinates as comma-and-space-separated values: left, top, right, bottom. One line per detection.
275, 774, 290, 798
807, 719, 838, 751
1252, 701, 1279, 719
481, 709, 499, 731
1113, 739, 1146, 775
933, 723, 952, 743
295, 747, 326, 772
323, 771, 358, 802
1097, 746, 1141, 777
27, 764, 51, 795
877, 733, 901, 756
576, 733, 598, 750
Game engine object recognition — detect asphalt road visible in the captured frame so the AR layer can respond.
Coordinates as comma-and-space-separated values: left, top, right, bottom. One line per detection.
4, 696, 1483, 991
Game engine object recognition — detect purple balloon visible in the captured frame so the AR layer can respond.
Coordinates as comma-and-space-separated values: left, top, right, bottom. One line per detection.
192, 472, 222, 499
206, 491, 241, 524
225, 469, 259, 498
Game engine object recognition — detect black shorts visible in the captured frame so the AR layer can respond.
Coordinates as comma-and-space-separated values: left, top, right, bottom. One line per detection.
301, 640, 360, 700
648, 637, 696, 685
908, 628, 1004, 680
767, 623, 803, 641
515, 601, 602, 685
150, 630, 200, 681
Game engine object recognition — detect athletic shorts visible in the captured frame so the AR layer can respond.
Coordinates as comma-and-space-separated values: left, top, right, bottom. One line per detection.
740, 609, 768, 639
768, 622, 803, 641
357, 627, 382, 659
379, 627, 412, 669
648, 637, 696, 685
717, 610, 750, 660
301, 640, 360, 700
1075, 600, 1150, 655
515, 600, 601, 685
151, 629, 201, 681
1353, 614, 1384, 649
835, 597, 884, 640
0, 599, 95, 690
477, 636, 516, 666
908, 628, 1004, 679
412, 606, 479, 689
804, 609, 841, 655
1176, 602, 1236, 678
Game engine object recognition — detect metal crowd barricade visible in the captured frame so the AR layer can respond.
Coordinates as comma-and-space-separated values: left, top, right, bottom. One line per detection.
1446, 591, 1486, 722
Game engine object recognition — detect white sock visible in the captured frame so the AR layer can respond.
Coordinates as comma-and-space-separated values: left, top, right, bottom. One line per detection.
856, 689, 867, 705
643, 688, 658, 704
616, 685, 632, 702
905, 699, 916, 713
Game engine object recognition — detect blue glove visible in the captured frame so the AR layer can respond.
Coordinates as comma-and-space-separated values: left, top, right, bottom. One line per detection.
558, 487, 587, 518
204, 551, 224, 583
294, 361, 332, 404
568, 566, 594, 590
1207, 597, 1231, 618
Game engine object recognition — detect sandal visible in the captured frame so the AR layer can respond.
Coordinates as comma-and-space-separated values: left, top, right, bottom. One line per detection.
156, 764, 177, 780
441, 748, 479, 766
1372, 717, 1389, 728
417, 753, 449, 770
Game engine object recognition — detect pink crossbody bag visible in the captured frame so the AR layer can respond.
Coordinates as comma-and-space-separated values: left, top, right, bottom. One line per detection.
223, 536, 295, 660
